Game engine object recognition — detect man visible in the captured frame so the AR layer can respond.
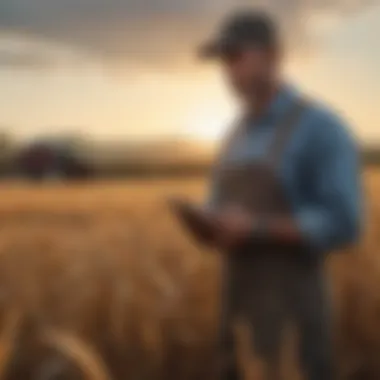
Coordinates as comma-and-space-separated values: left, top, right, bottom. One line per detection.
197, 9, 362, 380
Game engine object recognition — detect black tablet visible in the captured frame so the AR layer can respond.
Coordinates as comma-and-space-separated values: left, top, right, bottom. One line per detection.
168, 198, 216, 245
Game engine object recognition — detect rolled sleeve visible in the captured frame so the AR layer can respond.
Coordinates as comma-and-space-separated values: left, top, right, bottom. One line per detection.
296, 114, 363, 253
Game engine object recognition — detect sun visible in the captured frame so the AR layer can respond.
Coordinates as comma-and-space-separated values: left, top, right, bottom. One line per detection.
185, 113, 225, 141
182, 102, 233, 142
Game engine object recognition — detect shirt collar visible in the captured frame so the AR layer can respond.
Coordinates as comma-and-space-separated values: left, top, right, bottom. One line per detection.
270, 83, 297, 114
253, 83, 299, 124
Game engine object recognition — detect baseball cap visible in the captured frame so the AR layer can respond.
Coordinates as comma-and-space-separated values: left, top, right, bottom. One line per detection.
198, 10, 278, 60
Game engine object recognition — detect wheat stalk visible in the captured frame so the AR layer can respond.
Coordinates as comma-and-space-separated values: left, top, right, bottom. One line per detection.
0, 307, 23, 379
43, 329, 111, 380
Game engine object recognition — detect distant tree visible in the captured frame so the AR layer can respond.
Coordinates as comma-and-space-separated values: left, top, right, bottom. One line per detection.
0, 131, 15, 176
15, 132, 93, 181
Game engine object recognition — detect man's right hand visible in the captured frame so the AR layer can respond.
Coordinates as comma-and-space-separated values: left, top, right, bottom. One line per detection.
212, 206, 253, 250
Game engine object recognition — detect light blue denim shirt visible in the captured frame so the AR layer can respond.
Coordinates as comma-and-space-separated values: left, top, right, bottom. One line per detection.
208, 84, 363, 254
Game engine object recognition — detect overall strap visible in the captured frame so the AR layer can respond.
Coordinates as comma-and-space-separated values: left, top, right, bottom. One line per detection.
214, 115, 247, 167
266, 97, 309, 167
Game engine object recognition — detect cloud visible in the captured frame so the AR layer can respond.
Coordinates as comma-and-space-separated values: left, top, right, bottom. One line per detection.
0, 49, 51, 68
0, 0, 377, 68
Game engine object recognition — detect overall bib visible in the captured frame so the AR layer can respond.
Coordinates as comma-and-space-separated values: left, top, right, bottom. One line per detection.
216, 99, 334, 380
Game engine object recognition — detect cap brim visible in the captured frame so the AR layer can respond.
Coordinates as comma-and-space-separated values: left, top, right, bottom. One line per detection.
197, 37, 241, 60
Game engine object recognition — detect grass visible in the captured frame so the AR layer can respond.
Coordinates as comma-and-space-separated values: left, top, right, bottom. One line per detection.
0, 172, 378, 379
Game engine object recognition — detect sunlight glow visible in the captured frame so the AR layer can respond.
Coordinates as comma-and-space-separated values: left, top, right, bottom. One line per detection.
182, 100, 234, 141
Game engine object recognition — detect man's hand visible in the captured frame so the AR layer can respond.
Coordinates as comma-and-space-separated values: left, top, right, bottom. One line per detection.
168, 197, 217, 245
213, 205, 253, 250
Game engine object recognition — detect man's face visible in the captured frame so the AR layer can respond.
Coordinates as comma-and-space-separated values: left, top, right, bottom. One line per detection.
221, 47, 277, 100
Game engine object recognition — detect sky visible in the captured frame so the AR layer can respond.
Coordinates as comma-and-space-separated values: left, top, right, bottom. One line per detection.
0, 0, 379, 143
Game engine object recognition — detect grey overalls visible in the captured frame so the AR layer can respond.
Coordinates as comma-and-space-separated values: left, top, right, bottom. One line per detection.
215, 99, 334, 380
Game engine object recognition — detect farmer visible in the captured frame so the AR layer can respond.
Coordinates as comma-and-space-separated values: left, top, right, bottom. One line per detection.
198, 9, 363, 380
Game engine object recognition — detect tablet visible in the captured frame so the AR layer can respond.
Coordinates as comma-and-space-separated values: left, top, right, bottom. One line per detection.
168, 198, 216, 245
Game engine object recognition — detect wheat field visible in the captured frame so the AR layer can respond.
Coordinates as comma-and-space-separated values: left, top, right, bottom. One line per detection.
0, 171, 378, 380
